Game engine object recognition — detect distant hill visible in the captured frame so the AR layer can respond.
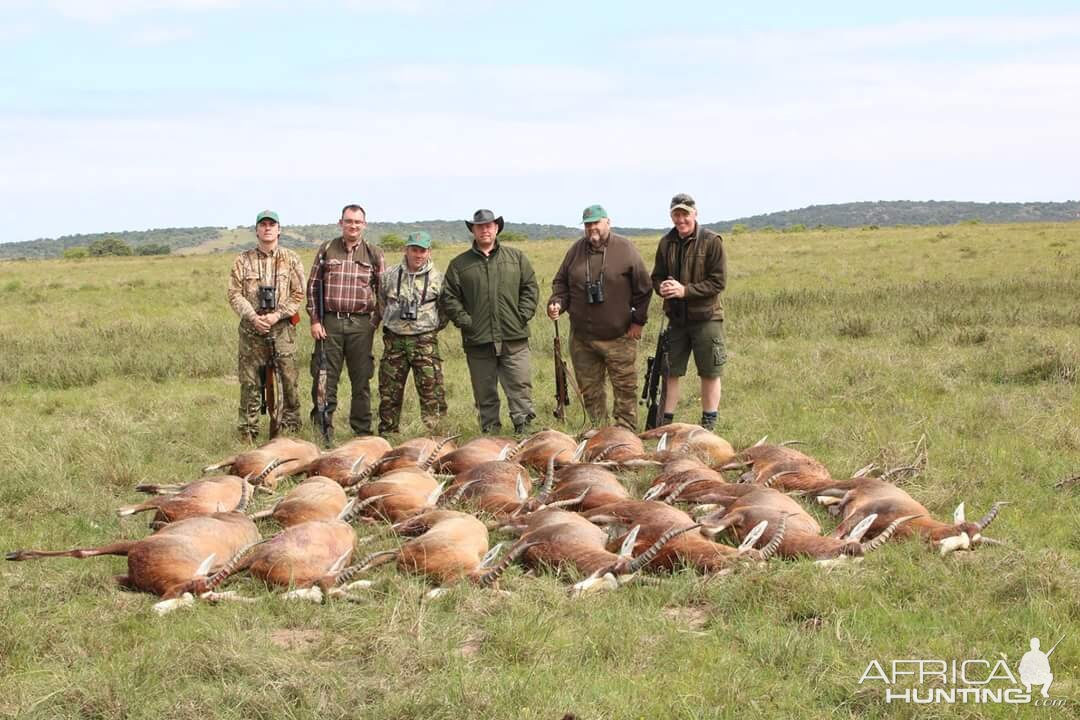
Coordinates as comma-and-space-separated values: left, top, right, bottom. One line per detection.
3, 200, 1078, 259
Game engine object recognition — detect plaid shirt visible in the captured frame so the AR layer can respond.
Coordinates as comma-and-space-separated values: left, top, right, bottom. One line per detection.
306, 236, 385, 320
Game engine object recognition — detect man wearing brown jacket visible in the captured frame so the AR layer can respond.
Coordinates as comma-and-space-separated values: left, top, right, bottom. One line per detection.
650, 193, 726, 430
548, 204, 652, 430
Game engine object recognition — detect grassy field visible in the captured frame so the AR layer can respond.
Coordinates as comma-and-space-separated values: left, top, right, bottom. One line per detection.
0, 222, 1077, 719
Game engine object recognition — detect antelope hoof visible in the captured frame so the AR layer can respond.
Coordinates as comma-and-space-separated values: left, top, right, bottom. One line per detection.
284, 587, 324, 603
152, 592, 196, 615
816, 496, 842, 506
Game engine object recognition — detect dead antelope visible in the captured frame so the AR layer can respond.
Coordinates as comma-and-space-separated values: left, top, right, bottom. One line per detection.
721, 440, 836, 493
504, 429, 581, 472
250, 475, 349, 528
579, 426, 657, 467
434, 437, 518, 475
7, 509, 261, 601
119, 461, 284, 526
291, 436, 391, 485
351, 466, 444, 523
335, 510, 530, 598
641, 425, 737, 466
702, 486, 913, 563
515, 508, 698, 595
202, 437, 320, 490
539, 460, 631, 512
815, 478, 1006, 556
342, 436, 455, 488
585, 499, 783, 573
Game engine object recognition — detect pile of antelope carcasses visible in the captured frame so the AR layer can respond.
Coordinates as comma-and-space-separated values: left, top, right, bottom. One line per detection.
5, 426, 1007, 612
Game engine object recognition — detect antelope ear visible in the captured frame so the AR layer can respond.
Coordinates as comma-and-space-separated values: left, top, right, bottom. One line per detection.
642, 483, 667, 501
194, 554, 217, 577
572, 440, 588, 463
752, 435, 768, 447
336, 497, 358, 521
216, 502, 226, 513
479, 543, 505, 569
496, 444, 512, 461
516, 474, 529, 501
656, 433, 669, 452
739, 520, 768, 550
328, 549, 352, 576
953, 502, 966, 524
846, 513, 878, 543
349, 454, 367, 474
618, 525, 642, 558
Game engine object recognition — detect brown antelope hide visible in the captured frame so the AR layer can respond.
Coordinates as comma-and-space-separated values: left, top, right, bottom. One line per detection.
504, 429, 581, 472
439, 460, 542, 518
585, 500, 783, 574
250, 475, 349, 528
434, 436, 517, 475
350, 466, 444, 523
702, 486, 913, 565
579, 426, 656, 467
119, 461, 284, 526
334, 510, 532, 598
540, 459, 631, 512
814, 478, 1006, 556
341, 435, 455, 488
202, 437, 320, 490
291, 436, 391, 485
642, 458, 744, 505
640, 425, 737, 466
7, 509, 261, 602
515, 508, 699, 595
720, 439, 838, 493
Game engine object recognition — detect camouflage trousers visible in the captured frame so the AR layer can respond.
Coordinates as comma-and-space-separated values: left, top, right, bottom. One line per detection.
570, 332, 640, 431
238, 321, 301, 438
378, 330, 448, 433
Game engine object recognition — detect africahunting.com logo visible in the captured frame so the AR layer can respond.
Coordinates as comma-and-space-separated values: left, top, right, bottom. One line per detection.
859, 635, 1068, 707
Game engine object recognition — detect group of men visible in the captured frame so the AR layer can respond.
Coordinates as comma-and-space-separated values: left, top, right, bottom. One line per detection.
226, 193, 726, 442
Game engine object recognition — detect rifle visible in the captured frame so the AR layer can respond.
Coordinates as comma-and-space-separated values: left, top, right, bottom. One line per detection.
553, 318, 571, 421
641, 320, 670, 430
260, 334, 281, 438
310, 251, 332, 446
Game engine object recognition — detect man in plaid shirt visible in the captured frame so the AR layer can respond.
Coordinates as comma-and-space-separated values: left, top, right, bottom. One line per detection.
306, 204, 385, 437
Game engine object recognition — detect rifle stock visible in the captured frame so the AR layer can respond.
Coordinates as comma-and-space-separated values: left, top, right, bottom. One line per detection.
641, 323, 670, 430
553, 318, 570, 421
265, 335, 280, 438
310, 256, 332, 446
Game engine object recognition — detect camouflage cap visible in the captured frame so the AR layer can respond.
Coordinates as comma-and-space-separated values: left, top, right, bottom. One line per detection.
581, 204, 608, 223
256, 209, 280, 224
406, 231, 432, 249
669, 194, 696, 213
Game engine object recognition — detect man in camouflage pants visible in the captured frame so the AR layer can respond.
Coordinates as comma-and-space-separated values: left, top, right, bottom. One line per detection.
376, 231, 448, 434
548, 204, 652, 430
227, 209, 306, 442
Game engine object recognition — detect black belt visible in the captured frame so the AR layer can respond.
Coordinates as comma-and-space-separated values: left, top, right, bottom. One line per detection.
330, 311, 370, 319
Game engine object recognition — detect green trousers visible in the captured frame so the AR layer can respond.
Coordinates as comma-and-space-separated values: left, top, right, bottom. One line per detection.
464, 339, 535, 431
320, 313, 376, 435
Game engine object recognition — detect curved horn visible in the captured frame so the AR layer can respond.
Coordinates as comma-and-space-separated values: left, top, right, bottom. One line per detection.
333, 549, 398, 587
338, 494, 389, 524
642, 483, 667, 502
251, 457, 289, 486
753, 435, 769, 447
542, 489, 590, 510
625, 524, 701, 574
664, 477, 703, 504
539, 456, 557, 501
756, 515, 787, 560
862, 515, 920, 553
503, 437, 530, 461
476, 539, 537, 587
592, 442, 632, 463
762, 470, 798, 488
420, 435, 460, 471
233, 474, 253, 513
343, 459, 381, 488
203, 540, 268, 592
975, 502, 1008, 531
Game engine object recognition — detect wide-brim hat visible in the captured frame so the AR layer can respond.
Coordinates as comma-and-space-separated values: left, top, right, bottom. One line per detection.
465, 208, 504, 234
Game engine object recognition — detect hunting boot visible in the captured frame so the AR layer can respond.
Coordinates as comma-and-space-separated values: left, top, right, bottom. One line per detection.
700, 411, 718, 431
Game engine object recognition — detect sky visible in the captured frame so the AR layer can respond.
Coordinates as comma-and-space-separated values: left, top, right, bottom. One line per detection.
1, 0, 1078, 242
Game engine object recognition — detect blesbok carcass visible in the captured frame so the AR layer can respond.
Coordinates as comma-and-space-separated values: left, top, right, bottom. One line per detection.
118, 461, 286, 526
350, 465, 444, 523
538, 459, 631, 512
250, 475, 349, 528
720, 440, 837, 493
201, 437, 320, 490
583, 499, 783, 574
814, 478, 1006, 555
290, 436, 391, 485
504, 430, 581, 473
578, 426, 657, 467
341, 436, 456, 488
333, 510, 531, 598
7, 486, 261, 601
700, 486, 913, 563
640, 425, 737, 466
642, 457, 741, 504
439, 457, 590, 519
434, 437, 518, 475
512, 508, 699, 595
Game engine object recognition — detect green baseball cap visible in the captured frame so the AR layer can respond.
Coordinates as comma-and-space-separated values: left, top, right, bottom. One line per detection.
255, 209, 280, 224
581, 204, 608, 223
406, 231, 432, 249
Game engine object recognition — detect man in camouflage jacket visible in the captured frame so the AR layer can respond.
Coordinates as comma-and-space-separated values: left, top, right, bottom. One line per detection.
227, 209, 306, 441
375, 231, 448, 434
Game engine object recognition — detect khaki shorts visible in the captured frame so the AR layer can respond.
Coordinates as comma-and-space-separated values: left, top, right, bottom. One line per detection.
667, 320, 726, 378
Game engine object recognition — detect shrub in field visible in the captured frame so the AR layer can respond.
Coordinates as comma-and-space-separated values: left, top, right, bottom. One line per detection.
63, 247, 89, 259
379, 233, 406, 251
88, 237, 133, 256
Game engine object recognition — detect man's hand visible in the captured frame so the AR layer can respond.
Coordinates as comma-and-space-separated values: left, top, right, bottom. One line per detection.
547, 302, 561, 321
659, 279, 687, 299
311, 321, 327, 340
627, 323, 643, 340
252, 313, 277, 334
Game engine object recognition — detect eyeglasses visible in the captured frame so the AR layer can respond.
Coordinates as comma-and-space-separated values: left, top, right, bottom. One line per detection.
341, 220, 366, 226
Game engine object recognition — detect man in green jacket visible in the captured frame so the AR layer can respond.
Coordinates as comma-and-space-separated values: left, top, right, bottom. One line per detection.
650, 193, 727, 430
441, 209, 539, 434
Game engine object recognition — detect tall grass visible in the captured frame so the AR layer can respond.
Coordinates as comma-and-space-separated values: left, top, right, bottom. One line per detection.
0, 223, 1077, 718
